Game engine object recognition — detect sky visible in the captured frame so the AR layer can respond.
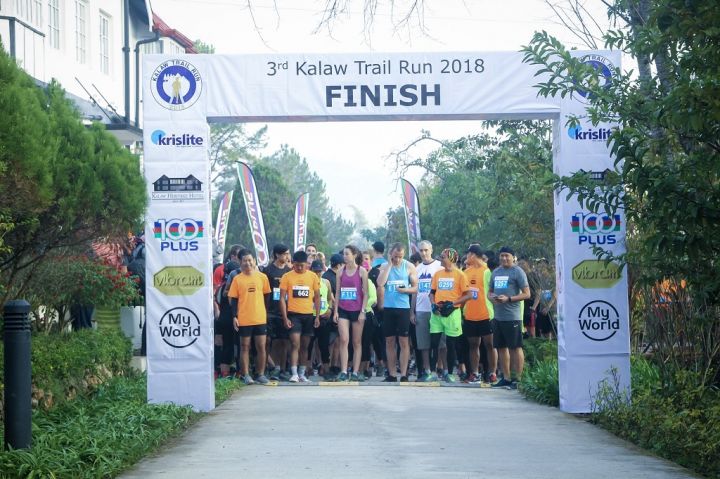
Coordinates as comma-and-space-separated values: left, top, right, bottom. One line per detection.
151, 0, 610, 227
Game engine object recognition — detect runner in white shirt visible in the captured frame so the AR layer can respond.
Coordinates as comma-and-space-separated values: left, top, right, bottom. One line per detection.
411, 240, 444, 382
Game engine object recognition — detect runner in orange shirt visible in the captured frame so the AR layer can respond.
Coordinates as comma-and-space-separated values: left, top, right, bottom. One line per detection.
228, 250, 272, 384
463, 244, 496, 384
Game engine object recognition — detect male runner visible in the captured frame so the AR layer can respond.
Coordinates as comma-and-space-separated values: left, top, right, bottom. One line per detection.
412, 240, 444, 381
371, 241, 388, 268
377, 242, 418, 382
264, 244, 291, 381
463, 244, 496, 384
489, 246, 530, 389
280, 250, 321, 382
228, 250, 271, 384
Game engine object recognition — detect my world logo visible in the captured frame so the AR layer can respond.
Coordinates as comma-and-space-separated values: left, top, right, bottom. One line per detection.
567, 125, 611, 141
570, 212, 621, 246
577, 300, 620, 341
153, 218, 203, 252
159, 307, 200, 348
150, 129, 204, 147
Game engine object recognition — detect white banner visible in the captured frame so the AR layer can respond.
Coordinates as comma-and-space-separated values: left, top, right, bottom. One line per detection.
555, 50, 630, 413
144, 52, 560, 122
143, 120, 210, 162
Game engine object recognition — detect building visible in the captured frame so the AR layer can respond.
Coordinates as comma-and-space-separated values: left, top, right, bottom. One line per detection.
0, 0, 196, 150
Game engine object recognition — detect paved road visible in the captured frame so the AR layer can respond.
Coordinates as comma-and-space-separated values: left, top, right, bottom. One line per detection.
121, 383, 698, 479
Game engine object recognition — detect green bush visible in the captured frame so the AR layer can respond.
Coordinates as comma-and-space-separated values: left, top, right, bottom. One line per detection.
523, 337, 557, 368
519, 359, 559, 406
0, 329, 131, 411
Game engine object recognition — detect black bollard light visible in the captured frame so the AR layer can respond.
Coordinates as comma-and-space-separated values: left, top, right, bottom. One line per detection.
3, 300, 32, 450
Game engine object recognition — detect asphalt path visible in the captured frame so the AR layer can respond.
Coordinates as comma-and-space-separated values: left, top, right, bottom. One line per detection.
120, 379, 699, 479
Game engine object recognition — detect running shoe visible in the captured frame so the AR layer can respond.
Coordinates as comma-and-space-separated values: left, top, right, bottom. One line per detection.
383, 376, 398, 383
299, 375, 310, 382
415, 372, 428, 382
269, 369, 280, 381
256, 375, 270, 385
488, 373, 497, 383
323, 373, 337, 381
427, 373, 439, 382
337, 372, 349, 382
289, 374, 300, 383
400, 376, 409, 383
243, 374, 255, 385
350, 372, 360, 381
491, 378, 513, 389
463, 373, 480, 384
510, 380, 519, 390
279, 371, 292, 381
364, 369, 373, 380
443, 373, 457, 383
375, 367, 385, 377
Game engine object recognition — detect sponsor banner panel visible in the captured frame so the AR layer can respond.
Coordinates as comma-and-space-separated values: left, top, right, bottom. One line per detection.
559, 354, 631, 413
214, 191, 234, 256
143, 55, 208, 122
143, 120, 210, 162
144, 212, 212, 273
293, 192, 309, 252
145, 161, 210, 206
400, 179, 422, 255
147, 370, 214, 412
201, 52, 560, 121
236, 162, 270, 267
145, 294, 213, 361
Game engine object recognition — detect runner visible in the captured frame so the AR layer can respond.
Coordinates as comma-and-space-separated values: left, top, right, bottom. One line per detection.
333, 245, 369, 381
264, 244, 292, 381
462, 244, 497, 384
305, 243, 317, 255
323, 253, 344, 378
311, 259, 336, 380
359, 272, 378, 380
228, 250, 271, 385
489, 246, 530, 389
377, 242, 419, 382
412, 240, 443, 382
429, 248, 472, 382
371, 241, 387, 268
214, 260, 240, 378
279, 250, 321, 383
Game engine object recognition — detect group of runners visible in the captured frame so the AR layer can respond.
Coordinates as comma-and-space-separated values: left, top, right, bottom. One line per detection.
213, 239, 547, 389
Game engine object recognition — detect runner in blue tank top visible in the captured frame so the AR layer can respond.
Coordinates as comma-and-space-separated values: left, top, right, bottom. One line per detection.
377, 242, 418, 382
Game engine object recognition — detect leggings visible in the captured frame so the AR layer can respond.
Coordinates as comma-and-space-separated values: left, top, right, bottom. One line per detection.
311, 319, 332, 364
430, 333, 457, 374
361, 312, 375, 361
372, 309, 386, 362
216, 307, 235, 366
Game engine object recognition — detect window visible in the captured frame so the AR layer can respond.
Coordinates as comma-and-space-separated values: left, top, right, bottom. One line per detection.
48, 0, 60, 49
141, 41, 162, 54
15, 0, 42, 25
74, 0, 87, 64
99, 12, 110, 74
164, 40, 184, 55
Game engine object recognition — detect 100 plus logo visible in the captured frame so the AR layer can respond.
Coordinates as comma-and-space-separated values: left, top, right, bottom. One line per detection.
570, 212, 621, 245
153, 218, 203, 252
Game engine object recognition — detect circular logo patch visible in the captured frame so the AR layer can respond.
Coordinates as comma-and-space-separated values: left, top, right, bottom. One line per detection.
150, 60, 202, 111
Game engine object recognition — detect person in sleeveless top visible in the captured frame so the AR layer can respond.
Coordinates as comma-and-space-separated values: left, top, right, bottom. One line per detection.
333, 245, 370, 382
377, 242, 419, 382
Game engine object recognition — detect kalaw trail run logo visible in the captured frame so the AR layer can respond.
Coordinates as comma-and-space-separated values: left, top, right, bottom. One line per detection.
574, 54, 615, 104
151, 60, 202, 111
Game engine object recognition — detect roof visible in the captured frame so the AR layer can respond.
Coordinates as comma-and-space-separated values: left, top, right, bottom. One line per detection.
152, 13, 197, 53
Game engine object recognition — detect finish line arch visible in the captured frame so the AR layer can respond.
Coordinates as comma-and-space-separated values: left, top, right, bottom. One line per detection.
142, 51, 629, 413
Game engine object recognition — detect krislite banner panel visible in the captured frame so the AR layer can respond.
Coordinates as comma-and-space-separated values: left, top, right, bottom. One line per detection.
293, 192, 309, 253
401, 179, 422, 255
143, 120, 210, 162
554, 50, 629, 413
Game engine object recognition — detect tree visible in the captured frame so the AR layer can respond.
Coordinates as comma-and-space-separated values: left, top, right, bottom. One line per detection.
522, 0, 720, 384
0, 46, 146, 303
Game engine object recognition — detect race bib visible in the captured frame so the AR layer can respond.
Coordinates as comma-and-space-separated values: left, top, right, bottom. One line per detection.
470, 287, 479, 300
386, 280, 405, 293
438, 278, 454, 290
542, 290, 552, 302
273, 287, 280, 301
494, 276, 509, 290
292, 285, 310, 298
418, 279, 431, 293
320, 300, 328, 311
340, 287, 358, 301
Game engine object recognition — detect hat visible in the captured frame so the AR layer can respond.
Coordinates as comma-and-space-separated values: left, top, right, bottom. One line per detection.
498, 246, 515, 256
310, 259, 324, 271
371, 241, 385, 253
292, 250, 308, 263
466, 244, 484, 257
330, 253, 343, 267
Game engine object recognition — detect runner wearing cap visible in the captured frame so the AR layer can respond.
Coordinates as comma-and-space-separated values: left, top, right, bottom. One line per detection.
412, 240, 444, 381
429, 248, 472, 382
489, 246, 530, 389
311, 259, 335, 381
228, 250, 271, 384
463, 244, 496, 384
377, 242, 419, 382
264, 244, 292, 381
333, 245, 369, 381
279, 250, 321, 382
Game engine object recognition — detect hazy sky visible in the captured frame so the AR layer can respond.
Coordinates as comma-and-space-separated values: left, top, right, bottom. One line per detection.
151, 0, 609, 226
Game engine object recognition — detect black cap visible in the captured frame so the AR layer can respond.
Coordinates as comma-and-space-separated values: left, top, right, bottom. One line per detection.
467, 244, 484, 257
498, 246, 515, 256
330, 253, 343, 267
292, 250, 308, 263
310, 259, 324, 271
372, 241, 385, 253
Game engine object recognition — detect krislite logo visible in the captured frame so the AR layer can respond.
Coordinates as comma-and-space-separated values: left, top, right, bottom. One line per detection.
159, 307, 201, 348
153, 218, 203, 252
578, 300, 620, 341
570, 212, 621, 246
567, 125, 612, 141
150, 60, 202, 111
150, 129, 205, 147
574, 54, 615, 104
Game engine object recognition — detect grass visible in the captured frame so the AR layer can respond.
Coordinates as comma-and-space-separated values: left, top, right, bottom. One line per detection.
0, 372, 243, 478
